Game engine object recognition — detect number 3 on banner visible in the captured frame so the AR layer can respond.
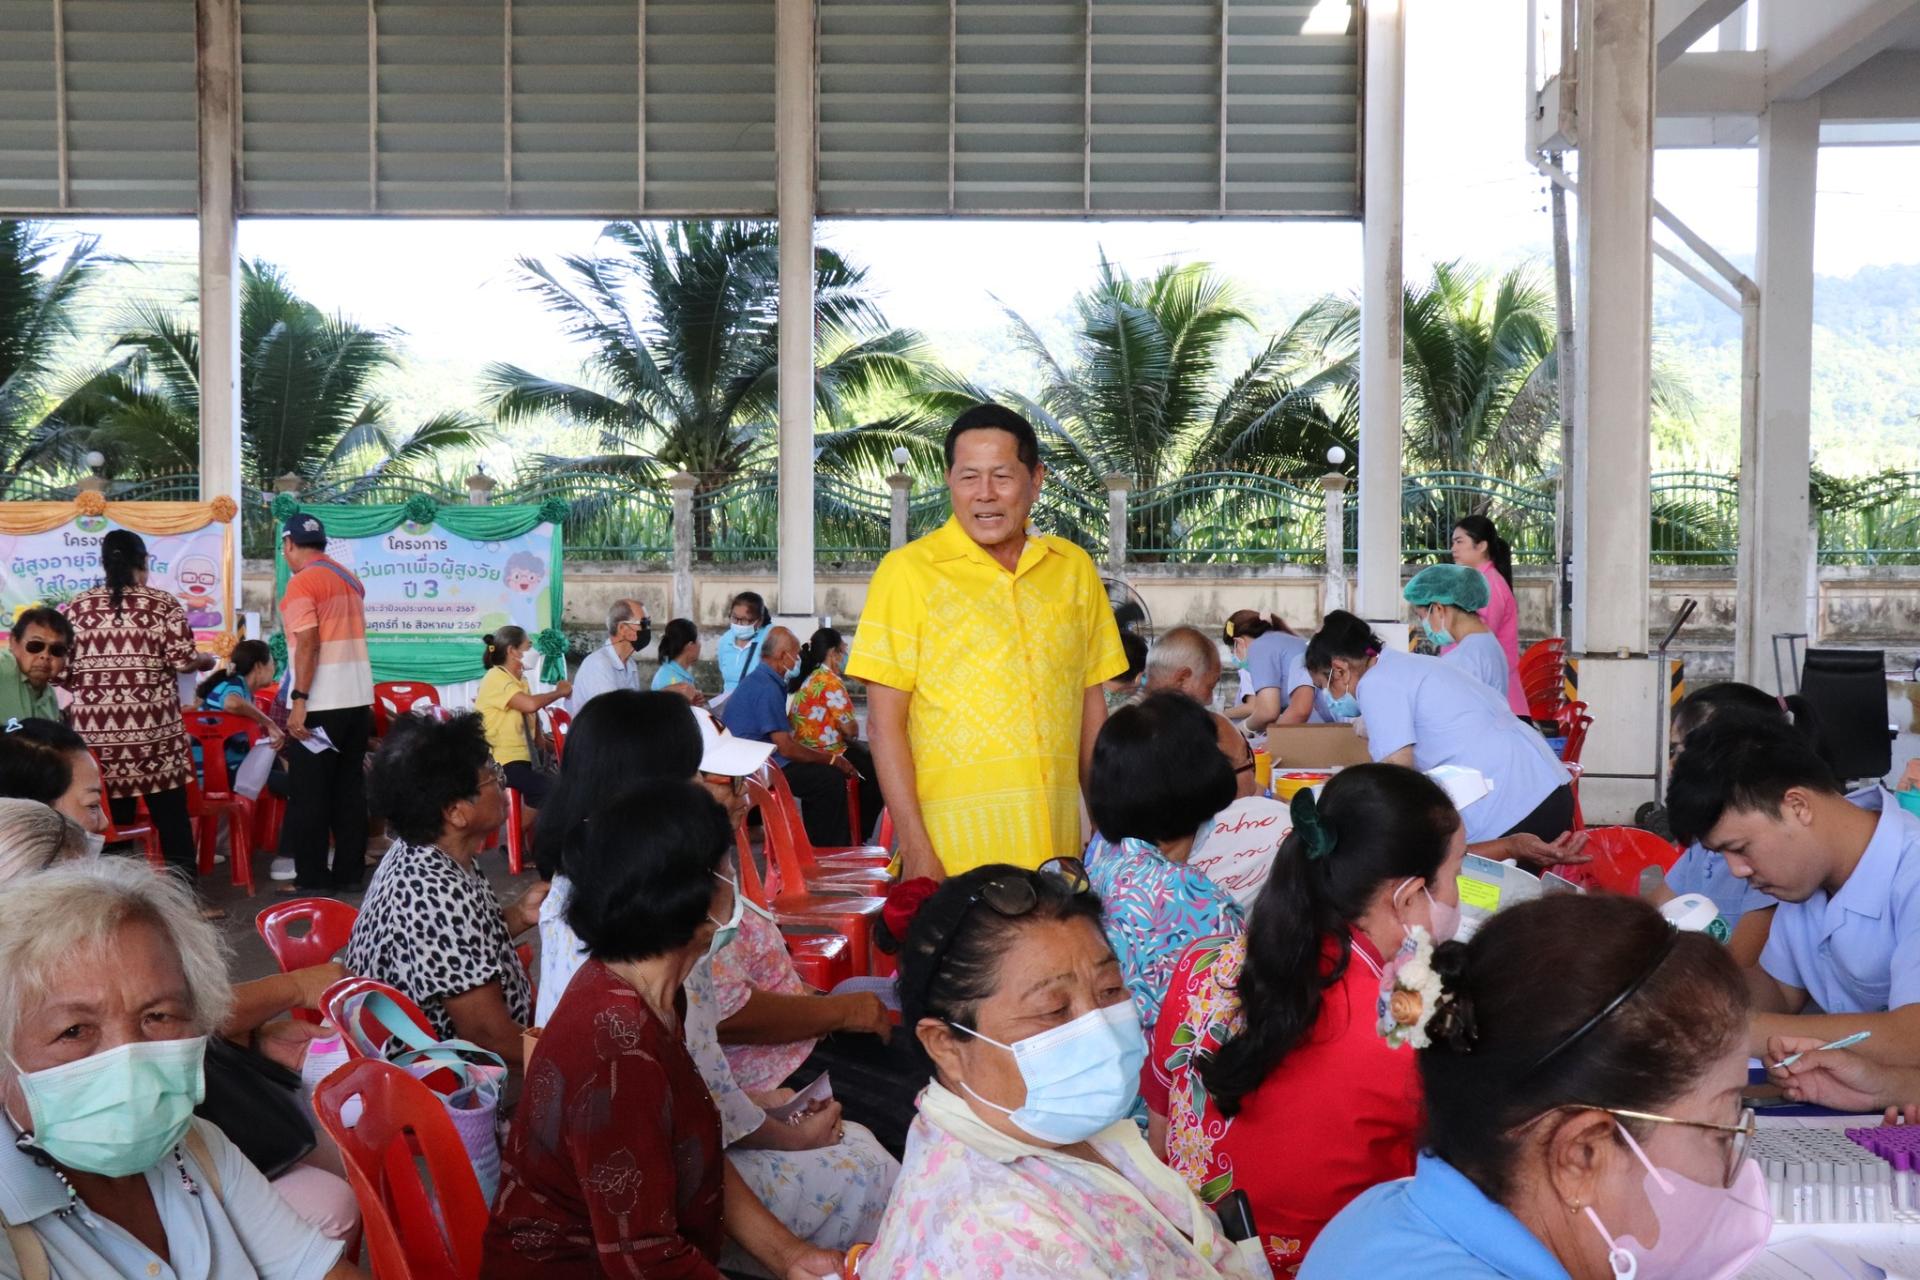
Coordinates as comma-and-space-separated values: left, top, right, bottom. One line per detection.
402, 580, 441, 600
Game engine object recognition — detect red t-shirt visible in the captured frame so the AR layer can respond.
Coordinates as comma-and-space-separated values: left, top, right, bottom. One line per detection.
482, 960, 724, 1278
1144, 930, 1422, 1274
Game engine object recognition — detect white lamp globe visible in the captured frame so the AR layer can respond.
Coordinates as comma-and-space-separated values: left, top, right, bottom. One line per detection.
1326, 445, 1348, 467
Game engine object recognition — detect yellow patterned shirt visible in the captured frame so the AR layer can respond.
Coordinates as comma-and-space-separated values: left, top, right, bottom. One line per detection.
847, 516, 1127, 874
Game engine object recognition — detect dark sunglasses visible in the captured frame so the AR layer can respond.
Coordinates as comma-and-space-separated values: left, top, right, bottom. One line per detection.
21, 640, 68, 658
918, 857, 1092, 1001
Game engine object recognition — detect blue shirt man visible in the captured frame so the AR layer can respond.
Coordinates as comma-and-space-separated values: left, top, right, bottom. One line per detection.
720, 626, 870, 848
721, 655, 794, 768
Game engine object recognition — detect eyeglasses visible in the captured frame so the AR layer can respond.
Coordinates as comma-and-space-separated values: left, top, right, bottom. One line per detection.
479, 761, 507, 791
916, 857, 1092, 1006
20, 640, 68, 658
1596, 1106, 1757, 1189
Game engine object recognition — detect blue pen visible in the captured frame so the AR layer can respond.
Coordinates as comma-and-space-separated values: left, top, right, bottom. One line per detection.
1773, 1031, 1872, 1071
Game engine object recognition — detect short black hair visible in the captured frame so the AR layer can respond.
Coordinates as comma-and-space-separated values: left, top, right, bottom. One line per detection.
657, 617, 700, 666
533, 689, 703, 879
1666, 714, 1844, 847
11, 608, 72, 645
368, 713, 492, 846
1115, 629, 1148, 685
0, 718, 85, 805
564, 779, 732, 962
899, 864, 1105, 1038
943, 402, 1041, 472
728, 591, 769, 626
1088, 692, 1236, 845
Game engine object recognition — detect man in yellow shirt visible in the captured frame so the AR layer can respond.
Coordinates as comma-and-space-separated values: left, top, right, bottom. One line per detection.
848, 403, 1127, 880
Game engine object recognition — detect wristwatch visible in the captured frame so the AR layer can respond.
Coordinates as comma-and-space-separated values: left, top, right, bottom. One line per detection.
290, 690, 310, 702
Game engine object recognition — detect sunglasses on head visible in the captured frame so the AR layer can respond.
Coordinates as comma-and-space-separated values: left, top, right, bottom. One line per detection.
917, 858, 1092, 1005
21, 639, 68, 658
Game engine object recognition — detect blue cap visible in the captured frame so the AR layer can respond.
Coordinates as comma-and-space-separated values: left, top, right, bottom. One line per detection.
282, 513, 326, 548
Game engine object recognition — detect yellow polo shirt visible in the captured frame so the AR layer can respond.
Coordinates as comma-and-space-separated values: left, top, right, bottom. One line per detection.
848, 517, 1127, 874
476, 666, 532, 766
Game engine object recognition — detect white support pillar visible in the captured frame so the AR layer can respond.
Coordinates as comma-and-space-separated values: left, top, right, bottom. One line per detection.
887, 471, 912, 550
773, 0, 815, 619
1355, 0, 1405, 621
669, 471, 697, 623
1104, 473, 1130, 572
1569, 0, 1661, 822
196, 0, 242, 589
1321, 473, 1350, 615
1736, 97, 1819, 690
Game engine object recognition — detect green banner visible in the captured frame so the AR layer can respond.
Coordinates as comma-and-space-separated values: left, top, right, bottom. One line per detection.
270, 494, 570, 686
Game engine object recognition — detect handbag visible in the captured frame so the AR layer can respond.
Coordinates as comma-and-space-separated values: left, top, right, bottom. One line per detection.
196, 1034, 318, 1180
336, 987, 508, 1205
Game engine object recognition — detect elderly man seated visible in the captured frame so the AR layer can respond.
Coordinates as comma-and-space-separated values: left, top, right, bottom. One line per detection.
721, 625, 877, 847
1144, 626, 1257, 798
0, 606, 71, 723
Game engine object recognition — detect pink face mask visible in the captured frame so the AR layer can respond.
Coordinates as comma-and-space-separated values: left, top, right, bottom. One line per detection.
1583, 1122, 1771, 1280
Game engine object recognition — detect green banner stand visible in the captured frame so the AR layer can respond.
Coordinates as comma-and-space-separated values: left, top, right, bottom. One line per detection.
270, 493, 570, 685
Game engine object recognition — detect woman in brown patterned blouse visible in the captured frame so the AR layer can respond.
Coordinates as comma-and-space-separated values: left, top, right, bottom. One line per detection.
65, 530, 215, 904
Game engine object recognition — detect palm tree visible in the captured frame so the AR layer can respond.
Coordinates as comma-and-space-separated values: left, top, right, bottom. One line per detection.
910, 255, 1350, 556
0, 221, 106, 485
59, 261, 486, 498
484, 220, 932, 552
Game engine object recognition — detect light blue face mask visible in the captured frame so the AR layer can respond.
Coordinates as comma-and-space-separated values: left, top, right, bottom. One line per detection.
951, 1001, 1146, 1144
11, 1036, 207, 1177
1421, 616, 1456, 648
728, 622, 758, 642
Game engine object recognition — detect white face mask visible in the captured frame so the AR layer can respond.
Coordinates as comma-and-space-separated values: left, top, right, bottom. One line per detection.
81, 830, 105, 859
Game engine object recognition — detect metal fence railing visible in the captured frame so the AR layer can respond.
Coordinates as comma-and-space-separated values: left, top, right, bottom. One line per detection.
28, 464, 1920, 568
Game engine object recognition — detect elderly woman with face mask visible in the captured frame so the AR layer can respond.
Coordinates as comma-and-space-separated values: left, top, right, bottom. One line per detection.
860, 863, 1261, 1280
0, 858, 366, 1279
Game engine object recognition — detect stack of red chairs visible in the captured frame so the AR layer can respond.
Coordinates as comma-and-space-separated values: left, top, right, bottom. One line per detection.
1519, 638, 1567, 724
1556, 700, 1594, 828
182, 711, 265, 893
739, 778, 887, 975
759, 766, 891, 880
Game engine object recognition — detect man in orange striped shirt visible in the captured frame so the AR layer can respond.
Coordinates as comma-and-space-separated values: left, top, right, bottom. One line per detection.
278, 512, 375, 896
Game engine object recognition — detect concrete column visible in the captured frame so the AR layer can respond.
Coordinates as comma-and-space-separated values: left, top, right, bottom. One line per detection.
465, 469, 497, 505
1569, 0, 1661, 822
1735, 97, 1819, 690
1321, 472, 1350, 615
887, 471, 912, 550
1355, 0, 1405, 619
774, 0, 816, 618
196, 0, 242, 592
1104, 473, 1131, 571
669, 471, 697, 623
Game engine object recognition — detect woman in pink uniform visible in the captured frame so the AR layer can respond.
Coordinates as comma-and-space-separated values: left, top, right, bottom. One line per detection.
1449, 515, 1528, 717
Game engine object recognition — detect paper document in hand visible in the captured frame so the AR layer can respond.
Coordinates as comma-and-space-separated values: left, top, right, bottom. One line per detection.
1453, 854, 1543, 943
766, 1072, 832, 1122
299, 727, 336, 753
829, 976, 901, 1013
232, 741, 279, 798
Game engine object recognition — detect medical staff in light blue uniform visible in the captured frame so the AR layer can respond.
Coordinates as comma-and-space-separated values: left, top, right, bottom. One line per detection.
715, 590, 771, 694
1304, 1155, 1572, 1279
1243, 625, 1338, 730
1403, 563, 1511, 700
1306, 612, 1571, 845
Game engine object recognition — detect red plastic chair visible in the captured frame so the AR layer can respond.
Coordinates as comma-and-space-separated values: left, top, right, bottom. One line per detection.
730, 818, 857, 991
321, 976, 438, 1062
737, 797, 884, 975
1569, 827, 1683, 895
372, 681, 442, 738
1520, 638, 1567, 722
503, 787, 528, 876
752, 775, 889, 894
875, 808, 894, 852
94, 752, 164, 868
311, 1058, 488, 1280
182, 711, 260, 893
760, 766, 891, 874
257, 898, 359, 1024
1558, 702, 1594, 828
545, 707, 571, 765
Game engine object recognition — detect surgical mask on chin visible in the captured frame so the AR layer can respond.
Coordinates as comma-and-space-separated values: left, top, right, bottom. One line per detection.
706, 871, 746, 958
1421, 619, 1456, 648
10, 1036, 207, 1177
1327, 691, 1360, 719
951, 1002, 1147, 1145
80, 830, 105, 858
1583, 1124, 1771, 1280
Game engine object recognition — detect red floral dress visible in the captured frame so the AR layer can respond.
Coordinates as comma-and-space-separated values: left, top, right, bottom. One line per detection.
1144, 931, 1422, 1275
64, 584, 197, 799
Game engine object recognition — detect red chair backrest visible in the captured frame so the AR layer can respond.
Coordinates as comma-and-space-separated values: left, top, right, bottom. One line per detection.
745, 775, 810, 897
1559, 704, 1594, 767
256, 898, 359, 973
321, 975, 438, 1061
181, 710, 259, 795
547, 708, 571, 763
875, 807, 894, 851
310, 1058, 488, 1280
373, 681, 442, 736
1572, 827, 1683, 895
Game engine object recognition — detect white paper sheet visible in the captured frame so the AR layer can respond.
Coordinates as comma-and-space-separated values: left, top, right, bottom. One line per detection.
766, 1072, 832, 1122
299, 726, 335, 753
232, 740, 278, 798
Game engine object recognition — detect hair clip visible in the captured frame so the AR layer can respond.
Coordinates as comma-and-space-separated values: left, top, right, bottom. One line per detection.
4, 718, 20, 734
1290, 788, 1337, 860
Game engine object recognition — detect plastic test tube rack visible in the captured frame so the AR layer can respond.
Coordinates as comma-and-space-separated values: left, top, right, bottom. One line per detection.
1751, 1128, 1920, 1225
1849, 1124, 1920, 1171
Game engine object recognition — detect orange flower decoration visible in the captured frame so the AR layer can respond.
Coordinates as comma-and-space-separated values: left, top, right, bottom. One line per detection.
210, 631, 238, 658
209, 495, 238, 523
1389, 989, 1424, 1028
74, 491, 106, 517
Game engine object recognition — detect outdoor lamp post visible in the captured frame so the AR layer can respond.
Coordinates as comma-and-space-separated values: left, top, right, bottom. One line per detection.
888, 446, 913, 550
1322, 446, 1351, 613
76, 451, 109, 495
467, 464, 497, 506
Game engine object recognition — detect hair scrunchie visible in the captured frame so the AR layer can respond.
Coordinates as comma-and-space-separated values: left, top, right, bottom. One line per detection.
1290, 788, 1337, 860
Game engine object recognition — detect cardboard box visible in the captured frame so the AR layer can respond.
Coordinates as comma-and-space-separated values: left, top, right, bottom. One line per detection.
1262, 724, 1372, 768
